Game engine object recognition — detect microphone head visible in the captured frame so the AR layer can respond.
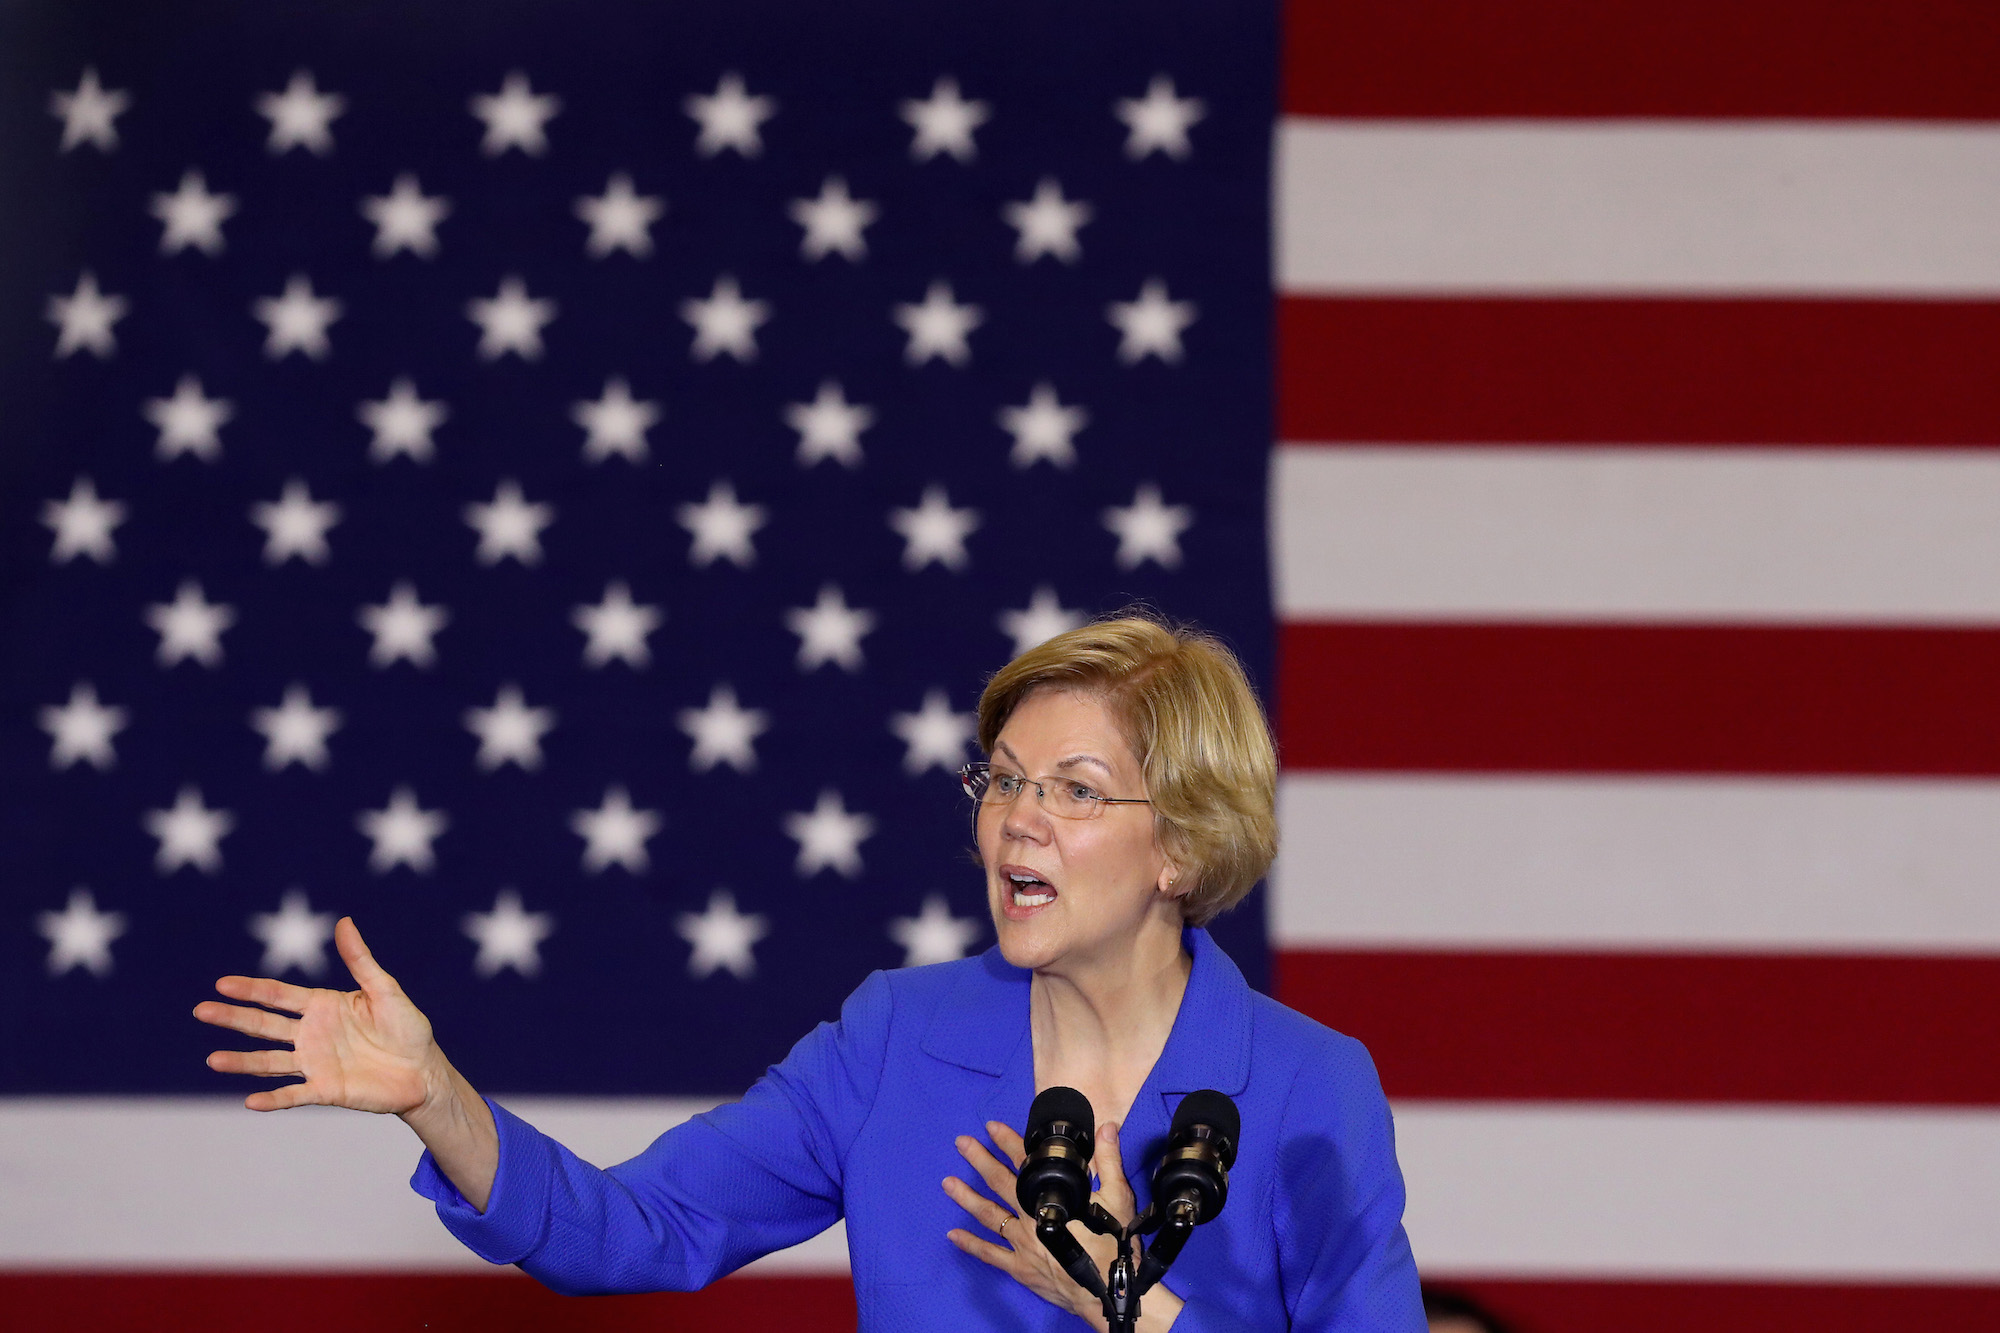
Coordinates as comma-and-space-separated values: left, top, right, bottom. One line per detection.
1018, 1086, 1096, 1222
1026, 1085, 1095, 1148
1171, 1090, 1240, 1168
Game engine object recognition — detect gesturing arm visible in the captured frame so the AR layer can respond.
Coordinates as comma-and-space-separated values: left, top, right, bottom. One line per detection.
194, 915, 500, 1209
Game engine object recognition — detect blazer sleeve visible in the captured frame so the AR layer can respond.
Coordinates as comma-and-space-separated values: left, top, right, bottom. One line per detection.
1175, 1044, 1426, 1333
409, 968, 896, 1294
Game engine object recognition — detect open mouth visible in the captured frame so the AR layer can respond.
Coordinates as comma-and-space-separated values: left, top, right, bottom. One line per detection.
1002, 866, 1057, 913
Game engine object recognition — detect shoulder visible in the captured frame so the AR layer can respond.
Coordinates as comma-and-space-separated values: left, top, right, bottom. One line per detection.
837, 949, 1008, 1034
1246, 989, 1389, 1113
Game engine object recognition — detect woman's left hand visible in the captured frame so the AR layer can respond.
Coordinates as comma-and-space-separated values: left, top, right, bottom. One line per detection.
943, 1118, 1184, 1330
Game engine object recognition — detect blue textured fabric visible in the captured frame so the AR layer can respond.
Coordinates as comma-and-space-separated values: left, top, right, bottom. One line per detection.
411, 927, 1426, 1331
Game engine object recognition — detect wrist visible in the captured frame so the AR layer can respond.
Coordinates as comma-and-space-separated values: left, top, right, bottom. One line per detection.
399, 1052, 469, 1129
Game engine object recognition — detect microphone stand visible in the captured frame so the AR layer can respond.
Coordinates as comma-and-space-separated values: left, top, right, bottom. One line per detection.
1035, 1197, 1194, 1333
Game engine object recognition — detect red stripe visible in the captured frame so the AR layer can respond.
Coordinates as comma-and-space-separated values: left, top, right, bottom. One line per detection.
1277, 949, 2000, 1104
1277, 298, 2000, 447
1283, 0, 2000, 119
1423, 1278, 2000, 1333
0, 1273, 855, 1333
1278, 621, 2000, 775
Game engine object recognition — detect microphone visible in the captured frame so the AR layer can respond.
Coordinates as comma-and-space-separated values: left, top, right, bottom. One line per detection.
1016, 1086, 1109, 1300
1015, 1085, 1095, 1224
1151, 1089, 1239, 1226
1132, 1089, 1238, 1293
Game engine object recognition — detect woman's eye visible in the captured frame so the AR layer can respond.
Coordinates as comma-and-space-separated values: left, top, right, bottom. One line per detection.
994, 774, 1025, 795
1065, 782, 1099, 803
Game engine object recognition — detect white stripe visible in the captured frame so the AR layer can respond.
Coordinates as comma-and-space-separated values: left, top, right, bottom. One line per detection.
0, 1097, 846, 1272
1273, 775, 2000, 953
6, 1097, 1997, 1281
1277, 120, 2000, 295
1273, 446, 2000, 623
1395, 1102, 2000, 1279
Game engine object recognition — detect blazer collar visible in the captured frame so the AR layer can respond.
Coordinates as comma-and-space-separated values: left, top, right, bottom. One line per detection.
920, 926, 1253, 1100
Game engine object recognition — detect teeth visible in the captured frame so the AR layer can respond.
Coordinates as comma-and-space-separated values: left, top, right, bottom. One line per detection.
1012, 889, 1055, 908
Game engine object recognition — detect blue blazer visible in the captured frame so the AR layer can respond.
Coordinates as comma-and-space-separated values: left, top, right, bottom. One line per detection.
414, 927, 1425, 1331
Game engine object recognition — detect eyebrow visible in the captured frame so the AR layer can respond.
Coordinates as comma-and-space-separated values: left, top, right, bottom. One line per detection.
993, 743, 1115, 779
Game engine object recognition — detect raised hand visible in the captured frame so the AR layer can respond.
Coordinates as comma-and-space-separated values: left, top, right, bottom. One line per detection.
194, 916, 439, 1114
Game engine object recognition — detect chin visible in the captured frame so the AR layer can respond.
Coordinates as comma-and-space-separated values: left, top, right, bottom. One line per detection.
992, 914, 1065, 971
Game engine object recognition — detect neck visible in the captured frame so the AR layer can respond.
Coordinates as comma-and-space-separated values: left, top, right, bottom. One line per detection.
1029, 904, 1193, 1111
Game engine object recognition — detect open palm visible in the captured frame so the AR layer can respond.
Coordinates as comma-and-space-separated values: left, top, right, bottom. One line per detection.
195, 916, 438, 1114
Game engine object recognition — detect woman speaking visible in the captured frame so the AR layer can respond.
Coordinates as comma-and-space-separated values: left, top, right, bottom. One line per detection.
195, 615, 1425, 1331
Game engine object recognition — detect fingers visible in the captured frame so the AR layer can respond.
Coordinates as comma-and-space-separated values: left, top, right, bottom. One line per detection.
985, 1119, 1028, 1171
1092, 1119, 1136, 1214
941, 1174, 1018, 1242
207, 1047, 302, 1078
946, 1227, 1018, 1271
959, 1133, 1023, 1205
334, 917, 398, 998
192, 1000, 299, 1043
245, 1082, 318, 1113
213, 974, 314, 1015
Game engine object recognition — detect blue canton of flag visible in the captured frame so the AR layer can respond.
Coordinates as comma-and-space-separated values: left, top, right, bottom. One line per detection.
1, 0, 1277, 1096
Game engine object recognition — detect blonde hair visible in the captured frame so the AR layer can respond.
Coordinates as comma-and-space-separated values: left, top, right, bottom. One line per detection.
977, 612, 1277, 926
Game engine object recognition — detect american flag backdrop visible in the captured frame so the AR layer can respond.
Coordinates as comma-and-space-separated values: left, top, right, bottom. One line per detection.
5, 2, 2000, 1332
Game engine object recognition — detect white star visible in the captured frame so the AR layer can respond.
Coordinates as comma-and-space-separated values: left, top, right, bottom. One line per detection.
253, 274, 342, 360
142, 375, 234, 463
358, 787, 448, 873
149, 171, 236, 256
784, 380, 874, 468
571, 786, 662, 874
678, 684, 769, 774
893, 280, 983, 366
256, 70, 345, 155
784, 789, 876, 879
250, 478, 341, 566
572, 377, 659, 464
997, 382, 1087, 470
358, 378, 448, 464
41, 477, 126, 564
250, 684, 342, 771
39, 889, 125, 976
46, 271, 128, 359
144, 785, 234, 874
1103, 483, 1193, 569
680, 274, 769, 363
789, 176, 878, 262
575, 173, 663, 258
1003, 178, 1092, 264
463, 684, 555, 772
685, 71, 776, 158
889, 895, 982, 967
359, 582, 449, 668
39, 682, 129, 771
889, 690, 976, 776
145, 580, 235, 669
888, 486, 979, 571
1116, 75, 1206, 160
999, 586, 1085, 657
463, 889, 554, 978
248, 890, 335, 976
469, 71, 560, 156
463, 479, 553, 566
466, 276, 556, 361
573, 581, 662, 669
49, 68, 129, 153
1107, 278, 1196, 364
677, 480, 766, 568
785, 585, 877, 673
676, 889, 768, 980
361, 174, 450, 259
900, 76, 989, 163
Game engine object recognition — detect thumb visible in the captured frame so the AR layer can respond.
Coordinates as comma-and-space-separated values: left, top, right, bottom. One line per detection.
335, 916, 398, 997
1094, 1119, 1132, 1198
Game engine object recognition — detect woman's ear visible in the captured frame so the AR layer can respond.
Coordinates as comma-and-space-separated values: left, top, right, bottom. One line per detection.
1157, 862, 1186, 898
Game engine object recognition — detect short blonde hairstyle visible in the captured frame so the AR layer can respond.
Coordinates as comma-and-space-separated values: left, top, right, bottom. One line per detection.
977, 612, 1277, 926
